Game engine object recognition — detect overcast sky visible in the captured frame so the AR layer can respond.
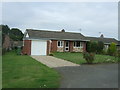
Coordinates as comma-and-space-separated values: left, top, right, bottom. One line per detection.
2, 2, 118, 39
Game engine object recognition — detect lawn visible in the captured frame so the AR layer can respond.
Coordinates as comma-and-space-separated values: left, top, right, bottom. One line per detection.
53, 52, 119, 64
2, 51, 60, 88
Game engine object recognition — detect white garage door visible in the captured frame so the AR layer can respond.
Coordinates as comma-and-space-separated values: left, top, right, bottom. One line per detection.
31, 40, 47, 55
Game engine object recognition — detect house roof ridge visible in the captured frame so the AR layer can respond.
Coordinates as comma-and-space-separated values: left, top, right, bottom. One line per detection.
86, 36, 117, 40
26, 29, 84, 35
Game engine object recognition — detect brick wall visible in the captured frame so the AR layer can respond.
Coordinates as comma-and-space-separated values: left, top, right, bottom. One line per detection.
51, 40, 57, 52
47, 41, 50, 55
22, 40, 31, 55
69, 41, 73, 52
83, 42, 86, 52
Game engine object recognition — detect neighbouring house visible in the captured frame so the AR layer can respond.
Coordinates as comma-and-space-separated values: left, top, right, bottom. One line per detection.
117, 41, 120, 50
86, 34, 118, 50
2, 35, 13, 50
22, 29, 119, 55
13, 41, 23, 47
22, 29, 88, 55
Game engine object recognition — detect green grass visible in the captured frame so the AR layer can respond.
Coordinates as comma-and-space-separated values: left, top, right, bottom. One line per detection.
53, 52, 119, 64
2, 51, 60, 88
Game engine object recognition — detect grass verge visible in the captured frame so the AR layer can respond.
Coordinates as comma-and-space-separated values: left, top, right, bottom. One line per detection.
2, 51, 60, 88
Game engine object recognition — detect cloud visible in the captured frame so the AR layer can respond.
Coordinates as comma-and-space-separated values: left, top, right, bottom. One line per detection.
2, 2, 118, 39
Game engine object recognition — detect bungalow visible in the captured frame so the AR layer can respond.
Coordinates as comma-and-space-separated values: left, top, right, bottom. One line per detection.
86, 34, 118, 50
22, 29, 119, 55
22, 29, 88, 55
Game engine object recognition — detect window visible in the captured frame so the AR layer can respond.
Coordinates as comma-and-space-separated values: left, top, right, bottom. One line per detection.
80, 42, 83, 47
76, 41, 80, 47
74, 41, 76, 47
57, 41, 63, 47
74, 41, 83, 47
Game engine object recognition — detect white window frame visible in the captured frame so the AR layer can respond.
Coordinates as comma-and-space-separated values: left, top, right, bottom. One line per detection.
80, 42, 83, 48
73, 41, 83, 48
57, 41, 63, 47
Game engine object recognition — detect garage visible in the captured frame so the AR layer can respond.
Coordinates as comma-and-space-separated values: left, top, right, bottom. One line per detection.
31, 40, 47, 55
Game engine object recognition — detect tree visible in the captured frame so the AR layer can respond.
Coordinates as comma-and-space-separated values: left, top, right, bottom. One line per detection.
0, 25, 11, 44
1, 25, 10, 35
86, 41, 98, 53
107, 42, 117, 56
97, 41, 104, 53
86, 41, 91, 52
10, 28, 24, 41
90, 41, 98, 53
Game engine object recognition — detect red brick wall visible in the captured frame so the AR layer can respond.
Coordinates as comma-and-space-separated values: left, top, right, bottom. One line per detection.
47, 41, 50, 55
51, 40, 57, 52
22, 40, 31, 55
83, 42, 86, 52
69, 41, 73, 52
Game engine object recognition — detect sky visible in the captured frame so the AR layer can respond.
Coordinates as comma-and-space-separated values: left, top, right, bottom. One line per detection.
1, 2, 118, 40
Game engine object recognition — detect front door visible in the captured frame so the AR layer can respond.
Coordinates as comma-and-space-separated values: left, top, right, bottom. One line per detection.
65, 41, 69, 51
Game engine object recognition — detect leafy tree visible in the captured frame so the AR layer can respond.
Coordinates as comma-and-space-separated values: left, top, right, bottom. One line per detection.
0, 25, 11, 44
86, 41, 98, 53
97, 41, 104, 53
1, 25, 10, 35
10, 28, 24, 41
90, 41, 98, 53
107, 42, 117, 56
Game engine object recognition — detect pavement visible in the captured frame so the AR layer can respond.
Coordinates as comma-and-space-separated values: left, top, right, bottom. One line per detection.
31, 56, 118, 88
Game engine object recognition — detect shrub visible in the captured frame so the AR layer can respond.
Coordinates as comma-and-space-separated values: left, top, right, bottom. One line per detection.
86, 41, 91, 53
97, 41, 104, 54
83, 52, 95, 64
117, 50, 120, 62
86, 41, 98, 53
102, 49, 107, 55
49, 53, 54, 56
107, 42, 117, 56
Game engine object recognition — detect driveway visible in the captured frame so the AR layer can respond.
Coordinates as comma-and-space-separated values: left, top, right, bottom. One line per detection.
31, 56, 118, 88
31, 56, 80, 68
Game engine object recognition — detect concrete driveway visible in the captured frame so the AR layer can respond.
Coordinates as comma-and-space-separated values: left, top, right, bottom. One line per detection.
31, 56, 118, 88
31, 56, 80, 68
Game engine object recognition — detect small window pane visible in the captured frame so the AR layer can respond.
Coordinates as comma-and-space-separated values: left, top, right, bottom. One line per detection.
61, 41, 63, 46
58, 41, 60, 46
74, 41, 76, 47
80, 42, 83, 47
76, 41, 80, 47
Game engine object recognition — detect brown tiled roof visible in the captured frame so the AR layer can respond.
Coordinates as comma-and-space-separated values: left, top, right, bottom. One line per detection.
86, 36, 118, 44
24, 29, 119, 44
24, 29, 86, 40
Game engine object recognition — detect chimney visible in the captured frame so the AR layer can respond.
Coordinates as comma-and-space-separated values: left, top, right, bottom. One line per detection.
61, 29, 65, 32
100, 34, 104, 38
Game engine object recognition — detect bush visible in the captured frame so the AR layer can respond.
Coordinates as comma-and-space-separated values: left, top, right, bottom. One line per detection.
49, 53, 54, 56
117, 50, 120, 62
97, 41, 104, 54
83, 52, 95, 64
101, 49, 107, 55
107, 42, 117, 56
86, 41, 98, 53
